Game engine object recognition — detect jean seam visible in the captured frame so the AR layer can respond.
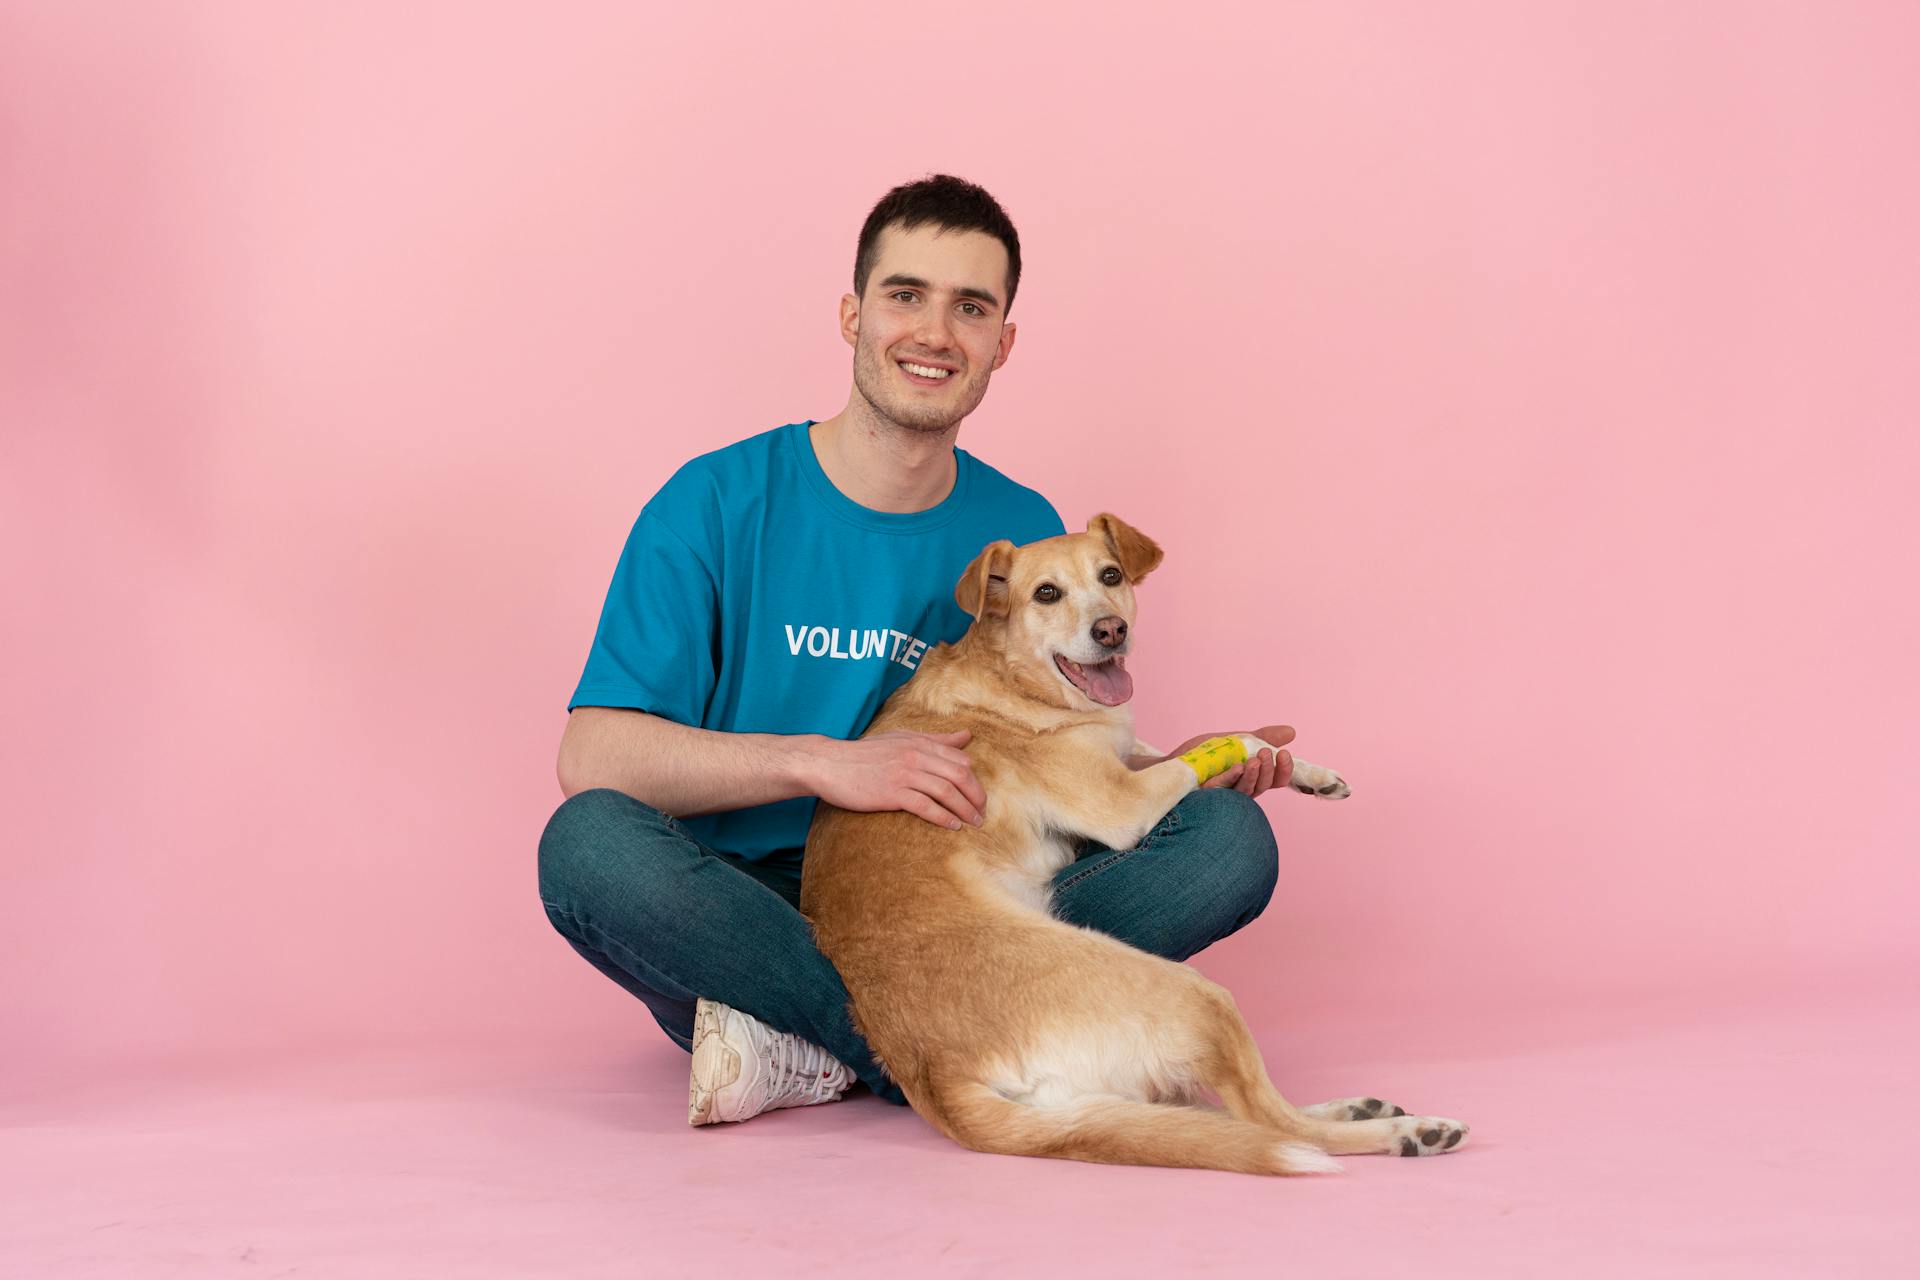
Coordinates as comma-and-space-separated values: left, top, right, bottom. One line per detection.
1055, 807, 1184, 894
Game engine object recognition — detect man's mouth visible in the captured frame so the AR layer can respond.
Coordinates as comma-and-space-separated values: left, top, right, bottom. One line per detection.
898, 360, 955, 386
1054, 653, 1133, 706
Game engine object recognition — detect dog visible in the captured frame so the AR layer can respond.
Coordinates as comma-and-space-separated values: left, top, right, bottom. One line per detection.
798, 514, 1469, 1175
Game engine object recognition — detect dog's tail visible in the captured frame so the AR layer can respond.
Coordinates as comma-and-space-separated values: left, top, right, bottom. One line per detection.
922, 1077, 1340, 1177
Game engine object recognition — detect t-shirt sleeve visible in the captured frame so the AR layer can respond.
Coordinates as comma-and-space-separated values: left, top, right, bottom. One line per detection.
1034, 495, 1068, 539
567, 508, 719, 723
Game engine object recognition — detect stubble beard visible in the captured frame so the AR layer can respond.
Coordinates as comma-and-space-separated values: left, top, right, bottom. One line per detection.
852, 337, 991, 437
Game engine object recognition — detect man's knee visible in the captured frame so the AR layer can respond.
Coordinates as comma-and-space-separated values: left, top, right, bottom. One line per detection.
1175, 787, 1280, 922
536, 787, 676, 914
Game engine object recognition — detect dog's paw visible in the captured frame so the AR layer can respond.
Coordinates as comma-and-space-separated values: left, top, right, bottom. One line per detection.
1300, 1095, 1407, 1122
1287, 759, 1350, 800
1388, 1115, 1469, 1156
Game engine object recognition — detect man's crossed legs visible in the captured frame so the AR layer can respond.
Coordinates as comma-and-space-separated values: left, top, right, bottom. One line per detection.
537, 786, 1280, 1117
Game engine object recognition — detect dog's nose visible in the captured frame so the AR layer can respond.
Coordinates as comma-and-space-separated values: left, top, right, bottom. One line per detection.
1092, 616, 1128, 649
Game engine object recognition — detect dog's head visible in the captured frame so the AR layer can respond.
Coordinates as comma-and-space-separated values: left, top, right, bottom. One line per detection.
953, 513, 1163, 710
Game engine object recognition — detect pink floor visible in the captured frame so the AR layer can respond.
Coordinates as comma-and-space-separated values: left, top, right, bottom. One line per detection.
6, 982, 1913, 1278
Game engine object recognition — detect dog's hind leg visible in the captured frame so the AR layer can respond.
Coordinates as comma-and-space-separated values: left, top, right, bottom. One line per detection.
1298, 1096, 1408, 1121
1183, 983, 1472, 1158
925, 1073, 1340, 1176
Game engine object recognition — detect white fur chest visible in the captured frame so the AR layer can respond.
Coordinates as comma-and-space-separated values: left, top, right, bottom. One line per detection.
984, 796, 1082, 916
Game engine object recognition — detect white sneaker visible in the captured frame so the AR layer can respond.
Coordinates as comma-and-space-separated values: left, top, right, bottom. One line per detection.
688, 997, 855, 1126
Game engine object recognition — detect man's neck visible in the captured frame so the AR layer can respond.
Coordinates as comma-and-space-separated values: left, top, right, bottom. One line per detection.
808, 403, 960, 514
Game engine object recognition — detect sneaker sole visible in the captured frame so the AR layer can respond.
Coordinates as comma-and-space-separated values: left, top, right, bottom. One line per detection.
688, 997, 739, 1126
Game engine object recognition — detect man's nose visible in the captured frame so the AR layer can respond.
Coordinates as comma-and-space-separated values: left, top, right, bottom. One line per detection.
916, 307, 955, 350
1092, 616, 1128, 649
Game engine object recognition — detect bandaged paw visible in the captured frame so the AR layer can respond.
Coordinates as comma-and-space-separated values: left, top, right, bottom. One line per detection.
1178, 735, 1248, 784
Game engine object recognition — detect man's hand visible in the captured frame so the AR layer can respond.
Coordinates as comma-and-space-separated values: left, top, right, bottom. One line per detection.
1165, 724, 1295, 798
803, 730, 987, 831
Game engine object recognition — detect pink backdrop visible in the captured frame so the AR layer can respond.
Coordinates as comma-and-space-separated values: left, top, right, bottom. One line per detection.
4, 1, 1916, 1102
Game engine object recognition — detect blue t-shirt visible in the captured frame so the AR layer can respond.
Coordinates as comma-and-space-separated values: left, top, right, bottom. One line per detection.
570, 420, 1065, 860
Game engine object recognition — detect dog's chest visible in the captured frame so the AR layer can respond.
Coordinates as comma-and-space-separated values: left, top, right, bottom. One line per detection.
989, 822, 1080, 916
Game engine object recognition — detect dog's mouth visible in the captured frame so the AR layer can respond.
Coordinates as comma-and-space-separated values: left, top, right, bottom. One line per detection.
1054, 653, 1133, 706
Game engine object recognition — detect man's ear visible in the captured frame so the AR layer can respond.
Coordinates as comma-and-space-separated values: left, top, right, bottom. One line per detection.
954, 539, 1017, 619
1087, 513, 1163, 584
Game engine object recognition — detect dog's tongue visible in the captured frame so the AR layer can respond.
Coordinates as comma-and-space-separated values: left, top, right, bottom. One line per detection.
1057, 655, 1134, 706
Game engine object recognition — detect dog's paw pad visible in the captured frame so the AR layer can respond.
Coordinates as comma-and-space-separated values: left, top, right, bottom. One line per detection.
1391, 1116, 1469, 1156
1302, 1095, 1406, 1122
1288, 764, 1350, 799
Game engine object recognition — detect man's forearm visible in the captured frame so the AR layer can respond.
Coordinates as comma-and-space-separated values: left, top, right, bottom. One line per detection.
557, 706, 826, 816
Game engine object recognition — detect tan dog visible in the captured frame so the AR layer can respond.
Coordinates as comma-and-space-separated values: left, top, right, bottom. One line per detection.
799, 514, 1469, 1175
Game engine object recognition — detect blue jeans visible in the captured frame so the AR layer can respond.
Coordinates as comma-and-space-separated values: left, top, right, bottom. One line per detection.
537, 786, 1279, 1106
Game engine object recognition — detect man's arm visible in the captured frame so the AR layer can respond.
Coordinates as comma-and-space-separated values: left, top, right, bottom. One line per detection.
556, 707, 988, 829
558, 707, 817, 815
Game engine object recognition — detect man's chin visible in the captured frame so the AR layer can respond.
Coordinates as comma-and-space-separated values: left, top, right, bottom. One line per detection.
861, 388, 957, 435
890, 411, 960, 435
858, 366, 984, 434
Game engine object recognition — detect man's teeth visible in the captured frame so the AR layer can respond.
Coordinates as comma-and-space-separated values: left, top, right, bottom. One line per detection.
901, 362, 952, 379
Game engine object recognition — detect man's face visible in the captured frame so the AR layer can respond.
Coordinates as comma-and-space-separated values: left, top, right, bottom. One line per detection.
842, 222, 1016, 434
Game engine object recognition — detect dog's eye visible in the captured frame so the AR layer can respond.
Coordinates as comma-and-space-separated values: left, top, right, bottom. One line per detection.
1100, 566, 1123, 586
1034, 584, 1061, 603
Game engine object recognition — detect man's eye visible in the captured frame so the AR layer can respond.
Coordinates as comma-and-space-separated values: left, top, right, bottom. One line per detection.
892, 291, 916, 302
961, 302, 983, 316
1100, 567, 1123, 586
1034, 584, 1061, 603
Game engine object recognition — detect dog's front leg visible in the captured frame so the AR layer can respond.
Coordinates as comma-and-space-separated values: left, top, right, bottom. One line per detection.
1053, 728, 1280, 849
1051, 755, 1201, 851
1060, 732, 1330, 849
1137, 734, 1350, 800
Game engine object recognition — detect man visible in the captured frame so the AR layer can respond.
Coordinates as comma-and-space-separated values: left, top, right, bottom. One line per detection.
538, 174, 1297, 1127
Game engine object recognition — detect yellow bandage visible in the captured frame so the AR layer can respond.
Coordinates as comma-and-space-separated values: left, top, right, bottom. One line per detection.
1178, 735, 1247, 784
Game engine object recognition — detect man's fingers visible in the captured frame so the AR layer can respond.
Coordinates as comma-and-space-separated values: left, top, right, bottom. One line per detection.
1274, 749, 1293, 789
899, 791, 962, 830
1254, 724, 1296, 747
1203, 763, 1245, 790
925, 750, 988, 812
919, 774, 983, 827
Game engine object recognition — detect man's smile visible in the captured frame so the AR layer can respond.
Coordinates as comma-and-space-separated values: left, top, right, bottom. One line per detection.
898, 360, 955, 385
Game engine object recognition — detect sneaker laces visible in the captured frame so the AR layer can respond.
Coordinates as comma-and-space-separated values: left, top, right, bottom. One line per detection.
762, 1026, 848, 1109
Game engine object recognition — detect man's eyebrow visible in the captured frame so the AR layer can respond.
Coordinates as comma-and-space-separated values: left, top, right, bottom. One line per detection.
876, 273, 1001, 310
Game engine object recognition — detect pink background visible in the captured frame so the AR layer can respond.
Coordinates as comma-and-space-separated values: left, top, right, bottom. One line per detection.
4, 1, 1916, 1274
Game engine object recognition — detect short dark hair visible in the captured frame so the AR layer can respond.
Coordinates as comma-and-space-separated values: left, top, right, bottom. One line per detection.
853, 174, 1023, 317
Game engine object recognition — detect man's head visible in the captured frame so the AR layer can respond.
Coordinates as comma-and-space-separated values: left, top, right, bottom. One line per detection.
842, 174, 1022, 435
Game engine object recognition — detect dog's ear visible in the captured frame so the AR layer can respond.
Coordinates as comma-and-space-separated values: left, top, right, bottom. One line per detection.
954, 539, 1017, 619
1087, 513, 1163, 584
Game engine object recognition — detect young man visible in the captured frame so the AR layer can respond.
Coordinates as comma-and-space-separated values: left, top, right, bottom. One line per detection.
538, 174, 1297, 1126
